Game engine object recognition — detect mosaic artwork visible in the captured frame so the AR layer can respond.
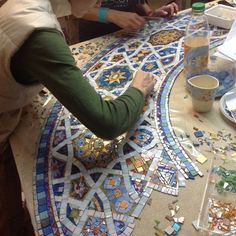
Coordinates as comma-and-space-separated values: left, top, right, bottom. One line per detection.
34, 11, 228, 236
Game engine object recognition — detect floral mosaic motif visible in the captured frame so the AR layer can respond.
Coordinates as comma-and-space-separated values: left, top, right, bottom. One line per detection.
104, 175, 121, 190
83, 217, 108, 236
115, 197, 134, 214
148, 29, 184, 45
103, 176, 134, 214
96, 66, 133, 90
70, 176, 90, 200
73, 130, 117, 169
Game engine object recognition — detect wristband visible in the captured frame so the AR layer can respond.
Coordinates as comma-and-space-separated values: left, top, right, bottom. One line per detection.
98, 7, 109, 23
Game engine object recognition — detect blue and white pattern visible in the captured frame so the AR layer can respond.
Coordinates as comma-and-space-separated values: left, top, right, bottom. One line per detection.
34, 11, 228, 236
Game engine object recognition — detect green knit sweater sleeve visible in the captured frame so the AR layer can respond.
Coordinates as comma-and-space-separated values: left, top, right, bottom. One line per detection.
11, 29, 145, 140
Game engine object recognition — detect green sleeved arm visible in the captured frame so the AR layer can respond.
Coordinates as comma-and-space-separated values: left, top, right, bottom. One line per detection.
11, 29, 145, 140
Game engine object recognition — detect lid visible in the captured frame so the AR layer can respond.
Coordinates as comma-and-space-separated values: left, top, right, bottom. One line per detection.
192, 2, 205, 12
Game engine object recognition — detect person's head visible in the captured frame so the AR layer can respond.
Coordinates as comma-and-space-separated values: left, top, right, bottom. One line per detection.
69, 0, 101, 17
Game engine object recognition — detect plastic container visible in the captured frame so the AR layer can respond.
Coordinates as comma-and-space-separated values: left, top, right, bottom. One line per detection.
207, 51, 236, 97
184, 2, 210, 87
198, 155, 236, 235
205, 4, 236, 29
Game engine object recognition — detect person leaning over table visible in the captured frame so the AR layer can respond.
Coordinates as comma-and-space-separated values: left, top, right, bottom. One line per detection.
0, 0, 156, 235
78, 0, 179, 41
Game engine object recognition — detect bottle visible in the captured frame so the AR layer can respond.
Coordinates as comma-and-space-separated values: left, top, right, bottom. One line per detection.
184, 2, 210, 87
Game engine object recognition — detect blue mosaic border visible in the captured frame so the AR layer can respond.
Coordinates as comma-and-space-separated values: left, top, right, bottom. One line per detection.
155, 59, 201, 178
154, 38, 225, 179
34, 101, 63, 236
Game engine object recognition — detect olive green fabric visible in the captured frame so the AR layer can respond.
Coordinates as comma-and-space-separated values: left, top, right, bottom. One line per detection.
10, 29, 145, 139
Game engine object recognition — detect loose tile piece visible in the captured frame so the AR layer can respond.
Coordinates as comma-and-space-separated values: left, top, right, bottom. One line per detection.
196, 154, 208, 164
164, 226, 175, 235
194, 130, 204, 138
172, 222, 181, 232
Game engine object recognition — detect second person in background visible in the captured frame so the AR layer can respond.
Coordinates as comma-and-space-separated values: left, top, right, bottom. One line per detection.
77, 0, 179, 41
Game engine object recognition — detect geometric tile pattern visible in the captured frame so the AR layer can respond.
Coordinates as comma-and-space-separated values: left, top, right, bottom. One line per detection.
34, 11, 228, 236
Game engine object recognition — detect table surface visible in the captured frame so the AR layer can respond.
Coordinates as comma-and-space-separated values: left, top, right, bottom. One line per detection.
10, 2, 236, 236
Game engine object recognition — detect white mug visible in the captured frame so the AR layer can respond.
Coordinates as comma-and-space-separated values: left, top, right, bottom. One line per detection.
187, 75, 219, 112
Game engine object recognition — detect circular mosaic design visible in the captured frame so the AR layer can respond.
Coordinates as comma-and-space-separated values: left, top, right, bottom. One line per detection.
34, 11, 227, 236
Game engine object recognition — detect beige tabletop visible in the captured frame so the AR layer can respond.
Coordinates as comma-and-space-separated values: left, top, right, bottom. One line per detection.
133, 70, 236, 236
10, 2, 236, 236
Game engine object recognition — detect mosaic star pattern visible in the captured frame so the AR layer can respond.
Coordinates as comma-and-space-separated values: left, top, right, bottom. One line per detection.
34, 11, 228, 236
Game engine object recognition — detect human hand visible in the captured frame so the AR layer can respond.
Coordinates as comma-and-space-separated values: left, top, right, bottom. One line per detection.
131, 70, 156, 98
107, 10, 145, 32
150, 2, 179, 17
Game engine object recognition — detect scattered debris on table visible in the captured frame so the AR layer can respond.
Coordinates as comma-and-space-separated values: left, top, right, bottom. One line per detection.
154, 199, 185, 235
207, 198, 236, 234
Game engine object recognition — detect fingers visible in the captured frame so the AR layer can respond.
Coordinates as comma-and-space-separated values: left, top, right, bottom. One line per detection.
146, 72, 155, 82
134, 70, 147, 78
160, 9, 168, 16
152, 9, 167, 17
132, 70, 156, 97
172, 2, 179, 14
171, 3, 175, 15
167, 2, 179, 15
135, 70, 154, 81
154, 2, 179, 17
144, 73, 156, 95
167, 2, 178, 15
129, 14, 145, 31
